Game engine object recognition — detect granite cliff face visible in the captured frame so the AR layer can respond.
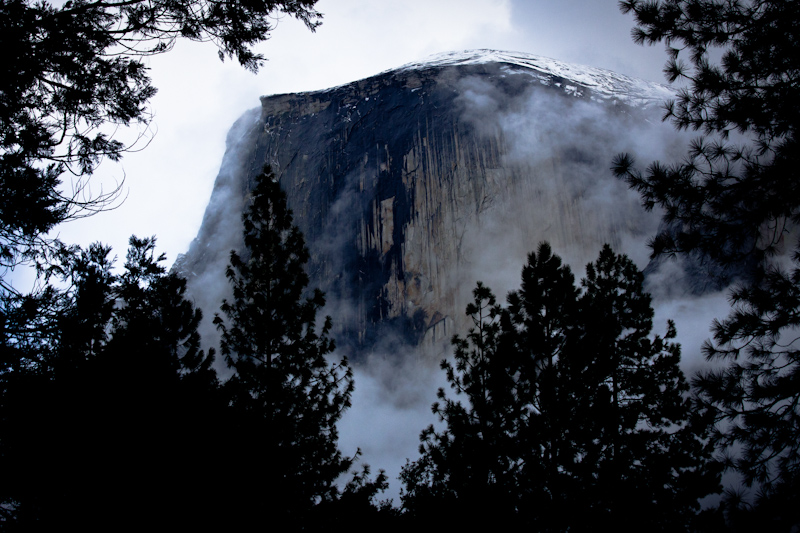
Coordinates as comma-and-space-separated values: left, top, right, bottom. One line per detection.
178, 50, 684, 357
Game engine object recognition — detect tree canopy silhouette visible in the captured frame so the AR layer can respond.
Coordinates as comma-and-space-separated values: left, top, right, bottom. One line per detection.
400, 282, 526, 529
567, 244, 719, 531
0, 236, 221, 527
0, 0, 322, 274
401, 243, 718, 530
614, 0, 799, 268
614, 0, 800, 517
214, 166, 364, 528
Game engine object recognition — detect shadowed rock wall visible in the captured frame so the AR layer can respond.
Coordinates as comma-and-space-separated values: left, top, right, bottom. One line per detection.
179, 58, 678, 358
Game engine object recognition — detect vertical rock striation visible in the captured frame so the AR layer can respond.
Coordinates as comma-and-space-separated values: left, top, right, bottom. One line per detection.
178, 50, 682, 358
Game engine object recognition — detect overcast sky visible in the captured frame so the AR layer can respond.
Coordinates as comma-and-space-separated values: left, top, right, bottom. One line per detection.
29, 0, 672, 278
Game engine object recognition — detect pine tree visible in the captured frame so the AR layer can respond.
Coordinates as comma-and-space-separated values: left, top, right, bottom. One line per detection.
401, 243, 719, 531
568, 244, 719, 531
694, 251, 800, 524
614, 0, 800, 268
400, 282, 524, 528
0, 236, 220, 526
614, 0, 800, 514
97, 236, 221, 526
501, 242, 579, 527
0, 0, 323, 271
107, 236, 216, 381
214, 165, 355, 527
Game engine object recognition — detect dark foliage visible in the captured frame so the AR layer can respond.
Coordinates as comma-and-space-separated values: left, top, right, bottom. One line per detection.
401, 243, 719, 531
501, 242, 580, 529
213, 166, 381, 528
614, 0, 800, 268
399, 282, 526, 529
0, 0, 321, 273
615, 0, 800, 518
568, 244, 719, 531
0, 236, 222, 527
696, 250, 800, 505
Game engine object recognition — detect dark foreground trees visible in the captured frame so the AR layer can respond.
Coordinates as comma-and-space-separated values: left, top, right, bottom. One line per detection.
0, 167, 394, 528
0, 176, 392, 527
0, 236, 222, 526
399, 282, 525, 528
614, 0, 800, 520
694, 255, 800, 529
0, 0, 322, 274
401, 243, 719, 531
614, 0, 800, 267
567, 244, 719, 531
214, 166, 386, 529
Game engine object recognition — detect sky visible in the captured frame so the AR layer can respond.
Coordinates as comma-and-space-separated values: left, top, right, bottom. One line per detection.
37, 0, 673, 276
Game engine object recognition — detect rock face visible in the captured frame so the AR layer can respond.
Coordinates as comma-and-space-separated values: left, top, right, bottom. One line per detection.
178, 50, 684, 357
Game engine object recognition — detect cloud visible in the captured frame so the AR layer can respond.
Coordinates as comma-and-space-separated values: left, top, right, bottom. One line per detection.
446, 73, 689, 304
336, 332, 452, 503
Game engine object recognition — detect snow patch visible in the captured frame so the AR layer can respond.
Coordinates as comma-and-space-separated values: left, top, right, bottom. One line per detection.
397, 49, 674, 106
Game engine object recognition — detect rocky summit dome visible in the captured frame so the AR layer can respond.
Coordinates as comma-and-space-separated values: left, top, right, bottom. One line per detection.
177, 50, 684, 359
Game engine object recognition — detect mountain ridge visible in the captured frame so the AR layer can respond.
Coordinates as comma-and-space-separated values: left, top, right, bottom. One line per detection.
178, 50, 684, 359
270, 49, 674, 105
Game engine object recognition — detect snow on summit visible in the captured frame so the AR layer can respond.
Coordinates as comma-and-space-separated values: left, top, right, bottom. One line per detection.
399, 49, 675, 106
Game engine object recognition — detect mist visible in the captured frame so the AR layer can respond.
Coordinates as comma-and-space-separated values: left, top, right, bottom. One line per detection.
177, 54, 739, 504
336, 72, 732, 501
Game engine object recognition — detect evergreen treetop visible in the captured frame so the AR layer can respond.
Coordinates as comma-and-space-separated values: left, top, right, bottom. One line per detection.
0, 236, 221, 526
214, 165, 356, 526
401, 243, 719, 531
615, 0, 800, 518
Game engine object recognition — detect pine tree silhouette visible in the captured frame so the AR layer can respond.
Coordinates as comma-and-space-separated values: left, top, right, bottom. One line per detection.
214, 166, 356, 528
